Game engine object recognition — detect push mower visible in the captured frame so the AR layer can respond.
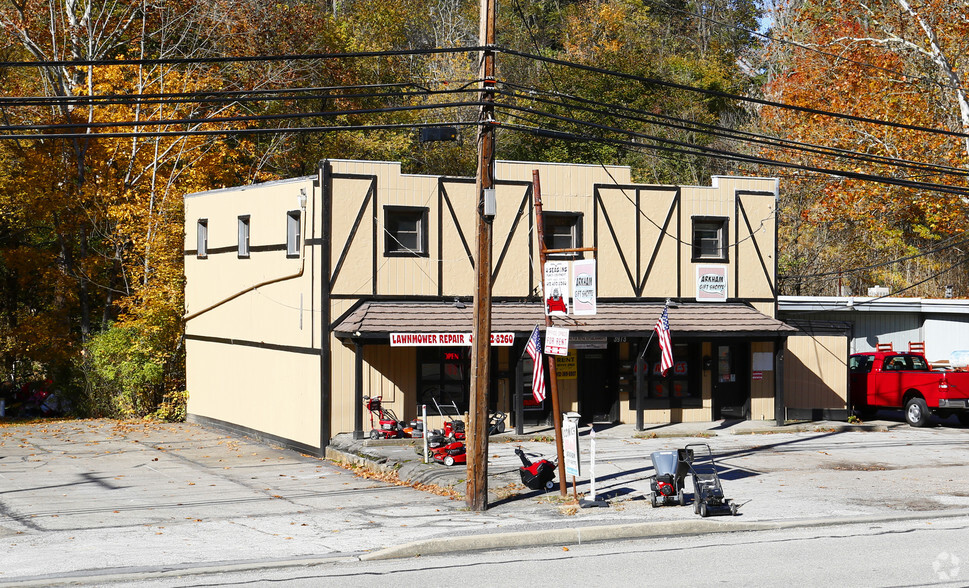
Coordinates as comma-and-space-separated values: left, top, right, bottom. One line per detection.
364, 395, 403, 440
427, 430, 466, 466
648, 448, 691, 507
488, 410, 507, 435
684, 443, 739, 517
432, 397, 466, 441
514, 447, 556, 491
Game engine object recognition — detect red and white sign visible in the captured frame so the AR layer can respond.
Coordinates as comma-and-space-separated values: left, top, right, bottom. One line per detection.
544, 261, 570, 316
752, 371, 763, 381
544, 327, 570, 356
389, 332, 515, 347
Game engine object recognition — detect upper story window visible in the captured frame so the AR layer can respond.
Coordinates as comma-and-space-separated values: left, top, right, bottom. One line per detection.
196, 219, 208, 259
692, 216, 728, 262
237, 215, 250, 258
384, 206, 428, 257
543, 211, 583, 259
286, 210, 301, 258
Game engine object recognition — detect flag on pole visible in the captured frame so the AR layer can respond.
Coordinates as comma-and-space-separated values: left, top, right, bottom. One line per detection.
655, 306, 673, 376
525, 326, 546, 403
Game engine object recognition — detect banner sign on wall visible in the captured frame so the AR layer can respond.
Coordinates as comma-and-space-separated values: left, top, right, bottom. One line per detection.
390, 332, 515, 346
544, 261, 570, 316
572, 259, 597, 316
696, 265, 728, 301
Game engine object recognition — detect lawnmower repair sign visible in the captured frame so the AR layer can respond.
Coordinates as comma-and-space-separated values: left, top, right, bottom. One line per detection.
389, 333, 515, 346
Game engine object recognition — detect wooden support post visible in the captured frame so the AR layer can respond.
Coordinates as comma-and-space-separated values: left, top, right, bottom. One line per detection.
533, 169, 568, 497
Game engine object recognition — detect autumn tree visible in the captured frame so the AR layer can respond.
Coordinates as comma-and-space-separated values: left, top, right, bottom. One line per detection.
761, 0, 969, 297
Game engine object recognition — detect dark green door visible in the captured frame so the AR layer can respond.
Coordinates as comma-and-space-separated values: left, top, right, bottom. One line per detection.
714, 343, 749, 419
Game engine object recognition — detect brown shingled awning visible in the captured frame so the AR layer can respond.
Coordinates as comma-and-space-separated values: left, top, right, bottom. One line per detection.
333, 300, 796, 341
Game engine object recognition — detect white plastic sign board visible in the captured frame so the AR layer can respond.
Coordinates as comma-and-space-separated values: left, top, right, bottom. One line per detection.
544, 326, 570, 356
572, 259, 597, 315
544, 261, 570, 316
696, 265, 728, 301
562, 418, 581, 477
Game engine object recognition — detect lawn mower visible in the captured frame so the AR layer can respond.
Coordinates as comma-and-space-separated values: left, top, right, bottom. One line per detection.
364, 395, 404, 439
432, 397, 466, 441
648, 448, 691, 507
488, 409, 507, 435
685, 443, 739, 517
514, 447, 556, 491
427, 430, 466, 466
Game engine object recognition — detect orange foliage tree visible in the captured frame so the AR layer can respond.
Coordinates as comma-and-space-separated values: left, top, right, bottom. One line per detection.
761, 0, 969, 296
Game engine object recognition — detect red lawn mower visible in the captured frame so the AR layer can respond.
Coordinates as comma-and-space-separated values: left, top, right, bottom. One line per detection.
427, 431, 466, 466
364, 395, 404, 439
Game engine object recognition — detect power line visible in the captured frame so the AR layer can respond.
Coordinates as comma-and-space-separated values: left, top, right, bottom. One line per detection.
0, 46, 483, 68
500, 48, 969, 142
496, 83, 969, 179
496, 109, 969, 197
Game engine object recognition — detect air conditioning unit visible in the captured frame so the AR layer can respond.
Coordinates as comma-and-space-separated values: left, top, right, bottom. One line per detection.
867, 285, 890, 297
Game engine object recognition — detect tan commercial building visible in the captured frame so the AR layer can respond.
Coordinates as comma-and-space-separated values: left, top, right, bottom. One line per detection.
184, 159, 796, 455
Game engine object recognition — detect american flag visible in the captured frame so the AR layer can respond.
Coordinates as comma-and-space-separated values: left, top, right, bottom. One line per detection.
525, 326, 546, 403
655, 306, 673, 376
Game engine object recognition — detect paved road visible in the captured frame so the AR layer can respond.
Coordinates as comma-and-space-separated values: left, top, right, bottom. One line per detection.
1, 418, 968, 585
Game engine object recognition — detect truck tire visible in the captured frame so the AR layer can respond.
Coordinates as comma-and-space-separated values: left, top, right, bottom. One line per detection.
957, 413, 969, 427
904, 396, 929, 427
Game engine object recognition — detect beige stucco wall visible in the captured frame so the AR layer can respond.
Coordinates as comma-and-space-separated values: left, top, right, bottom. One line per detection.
184, 176, 322, 448
784, 334, 849, 410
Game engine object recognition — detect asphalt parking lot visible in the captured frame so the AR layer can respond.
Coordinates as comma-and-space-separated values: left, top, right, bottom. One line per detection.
2, 417, 969, 585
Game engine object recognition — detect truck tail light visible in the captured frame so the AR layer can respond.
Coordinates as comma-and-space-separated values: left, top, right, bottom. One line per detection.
940, 373, 949, 390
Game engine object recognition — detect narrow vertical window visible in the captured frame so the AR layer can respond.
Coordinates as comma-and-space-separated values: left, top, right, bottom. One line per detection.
237, 215, 250, 258
286, 210, 301, 258
197, 219, 208, 259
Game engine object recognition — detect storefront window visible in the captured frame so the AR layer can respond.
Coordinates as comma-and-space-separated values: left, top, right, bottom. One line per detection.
418, 348, 469, 413
631, 342, 700, 408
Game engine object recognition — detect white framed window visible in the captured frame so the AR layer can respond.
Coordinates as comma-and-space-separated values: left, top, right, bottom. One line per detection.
196, 219, 208, 259
543, 211, 583, 259
286, 210, 300, 257
237, 215, 250, 258
384, 206, 429, 257
692, 216, 728, 262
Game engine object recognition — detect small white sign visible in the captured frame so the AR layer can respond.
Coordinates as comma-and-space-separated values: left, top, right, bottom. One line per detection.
544, 326, 570, 356
563, 418, 581, 477
544, 261, 570, 316
572, 259, 597, 316
696, 265, 728, 301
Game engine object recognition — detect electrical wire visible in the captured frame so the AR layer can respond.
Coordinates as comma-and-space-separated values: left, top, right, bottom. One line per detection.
496, 109, 969, 197
499, 47, 969, 142
496, 83, 969, 179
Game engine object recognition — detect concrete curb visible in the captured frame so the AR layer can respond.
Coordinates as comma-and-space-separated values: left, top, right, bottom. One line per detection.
0, 556, 361, 587
361, 509, 969, 561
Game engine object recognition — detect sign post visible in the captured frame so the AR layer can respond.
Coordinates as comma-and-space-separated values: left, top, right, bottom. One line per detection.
563, 412, 581, 499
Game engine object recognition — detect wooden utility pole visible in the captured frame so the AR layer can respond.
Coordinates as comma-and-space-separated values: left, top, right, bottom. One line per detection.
532, 170, 568, 497
466, 0, 497, 512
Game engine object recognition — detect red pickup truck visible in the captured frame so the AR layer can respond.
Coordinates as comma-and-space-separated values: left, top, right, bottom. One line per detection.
849, 351, 969, 427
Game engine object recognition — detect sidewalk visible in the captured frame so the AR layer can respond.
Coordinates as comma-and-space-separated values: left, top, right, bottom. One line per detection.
2, 417, 969, 585
325, 418, 898, 497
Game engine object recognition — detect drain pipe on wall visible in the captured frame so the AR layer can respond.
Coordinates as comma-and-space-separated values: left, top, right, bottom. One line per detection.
182, 187, 310, 324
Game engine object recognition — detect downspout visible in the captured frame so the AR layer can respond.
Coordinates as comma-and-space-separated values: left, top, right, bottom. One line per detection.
183, 189, 310, 323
